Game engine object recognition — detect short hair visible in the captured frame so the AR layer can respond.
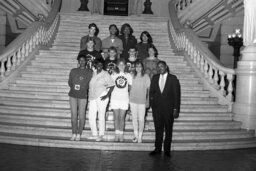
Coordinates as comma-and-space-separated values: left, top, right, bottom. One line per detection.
128, 46, 137, 51
85, 37, 96, 49
109, 24, 119, 36
94, 57, 105, 65
108, 46, 117, 53
148, 44, 158, 57
88, 23, 99, 36
157, 60, 170, 73
77, 54, 86, 61
120, 23, 134, 35
140, 31, 153, 44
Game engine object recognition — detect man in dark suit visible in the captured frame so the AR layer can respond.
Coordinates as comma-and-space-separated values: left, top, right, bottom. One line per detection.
149, 60, 181, 157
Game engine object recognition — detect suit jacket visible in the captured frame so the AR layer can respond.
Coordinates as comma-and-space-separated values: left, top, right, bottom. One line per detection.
149, 73, 181, 114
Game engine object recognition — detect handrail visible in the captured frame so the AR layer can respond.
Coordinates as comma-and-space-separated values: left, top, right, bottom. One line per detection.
0, 0, 62, 83
168, 0, 235, 107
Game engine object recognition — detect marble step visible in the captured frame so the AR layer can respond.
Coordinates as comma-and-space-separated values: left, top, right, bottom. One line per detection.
0, 132, 256, 151
0, 90, 217, 104
0, 97, 222, 109
60, 13, 169, 21
30, 60, 188, 67
20, 73, 198, 81
0, 106, 232, 121
14, 77, 200, 86
0, 114, 241, 130
25, 65, 192, 73
8, 84, 209, 94
0, 124, 252, 141
24, 66, 194, 75
0, 98, 228, 112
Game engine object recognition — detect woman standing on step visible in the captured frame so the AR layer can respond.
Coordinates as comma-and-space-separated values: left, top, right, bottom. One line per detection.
119, 23, 137, 60
136, 31, 153, 61
88, 58, 115, 142
102, 24, 123, 59
130, 61, 150, 143
110, 58, 132, 142
68, 54, 93, 141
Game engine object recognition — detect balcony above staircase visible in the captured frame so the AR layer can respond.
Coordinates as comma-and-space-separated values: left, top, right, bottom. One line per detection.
0, 12, 255, 151
174, 0, 244, 36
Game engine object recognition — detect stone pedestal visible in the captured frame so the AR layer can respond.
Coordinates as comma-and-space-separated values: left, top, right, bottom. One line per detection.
233, 45, 256, 135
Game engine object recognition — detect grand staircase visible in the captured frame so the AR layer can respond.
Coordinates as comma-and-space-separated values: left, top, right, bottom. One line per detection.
0, 13, 255, 151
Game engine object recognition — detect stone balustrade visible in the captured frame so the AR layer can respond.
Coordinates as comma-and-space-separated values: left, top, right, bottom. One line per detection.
175, 0, 193, 11
168, 1, 235, 110
0, 0, 61, 85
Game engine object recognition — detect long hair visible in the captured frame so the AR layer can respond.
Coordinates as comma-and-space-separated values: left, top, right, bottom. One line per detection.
140, 31, 153, 44
109, 24, 119, 36
148, 44, 158, 57
120, 23, 134, 35
115, 58, 127, 73
88, 23, 99, 36
133, 60, 145, 78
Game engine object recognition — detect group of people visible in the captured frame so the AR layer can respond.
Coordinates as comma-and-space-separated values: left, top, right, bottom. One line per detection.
68, 22, 181, 157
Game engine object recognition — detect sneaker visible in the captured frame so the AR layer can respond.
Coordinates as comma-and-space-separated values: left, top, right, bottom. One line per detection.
132, 137, 138, 143
114, 134, 119, 142
138, 138, 142, 143
75, 134, 81, 141
119, 134, 124, 142
70, 134, 76, 141
96, 135, 104, 142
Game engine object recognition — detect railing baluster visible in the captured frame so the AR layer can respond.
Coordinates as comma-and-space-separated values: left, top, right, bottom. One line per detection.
204, 60, 208, 79
0, 61, 5, 79
6, 56, 12, 73
12, 52, 17, 70
219, 71, 226, 96
213, 68, 220, 89
208, 65, 214, 84
226, 74, 234, 101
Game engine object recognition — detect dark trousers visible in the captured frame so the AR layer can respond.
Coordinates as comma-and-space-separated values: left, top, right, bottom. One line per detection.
152, 109, 174, 152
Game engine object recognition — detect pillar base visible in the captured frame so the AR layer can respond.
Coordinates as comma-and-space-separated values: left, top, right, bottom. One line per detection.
232, 44, 256, 134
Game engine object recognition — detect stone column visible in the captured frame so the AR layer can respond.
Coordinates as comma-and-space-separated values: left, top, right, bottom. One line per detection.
232, 0, 256, 135
0, 10, 6, 54
129, 0, 143, 16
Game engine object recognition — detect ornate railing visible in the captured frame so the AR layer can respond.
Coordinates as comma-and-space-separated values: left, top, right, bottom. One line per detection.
0, 0, 61, 85
168, 1, 235, 108
175, 0, 193, 11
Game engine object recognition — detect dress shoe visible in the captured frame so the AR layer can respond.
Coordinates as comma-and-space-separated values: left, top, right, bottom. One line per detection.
164, 151, 171, 157
149, 150, 161, 156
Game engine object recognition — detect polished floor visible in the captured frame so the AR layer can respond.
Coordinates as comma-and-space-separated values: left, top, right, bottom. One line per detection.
0, 144, 256, 171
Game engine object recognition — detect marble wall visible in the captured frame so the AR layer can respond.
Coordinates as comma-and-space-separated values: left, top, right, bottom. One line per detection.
60, 0, 171, 17
0, 10, 6, 54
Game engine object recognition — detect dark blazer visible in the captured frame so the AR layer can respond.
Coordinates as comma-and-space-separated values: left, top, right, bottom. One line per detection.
149, 73, 180, 114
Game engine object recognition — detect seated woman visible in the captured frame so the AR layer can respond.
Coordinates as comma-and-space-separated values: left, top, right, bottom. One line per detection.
143, 44, 159, 79
136, 31, 153, 61
88, 58, 115, 142
104, 46, 118, 75
102, 24, 123, 59
119, 23, 137, 60
78, 38, 103, 69
68, 54, 93, 141
80, 23, 102, 52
